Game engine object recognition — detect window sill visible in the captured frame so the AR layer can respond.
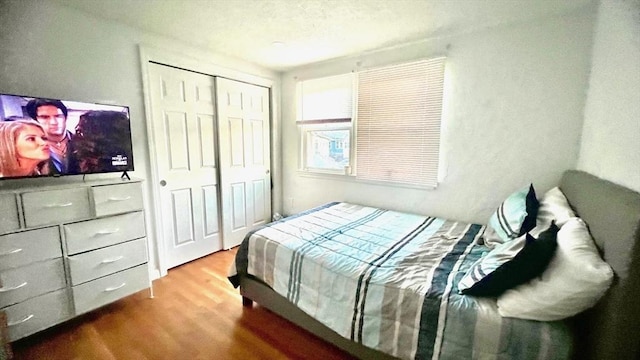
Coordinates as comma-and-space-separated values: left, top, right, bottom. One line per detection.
296, 169, 438, 190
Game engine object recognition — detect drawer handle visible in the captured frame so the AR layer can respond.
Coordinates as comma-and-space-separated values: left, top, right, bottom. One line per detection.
108, 196, 131, 202
101, 256, 124, 264
104, 283, 126, 292
95, 228, 120, 236
0, 282, 28, 292
8, 314, 34, 327
0, 248, 23, 256
44, 202, 73, 208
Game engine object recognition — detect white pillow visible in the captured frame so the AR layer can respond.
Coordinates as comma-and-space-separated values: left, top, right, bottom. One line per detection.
538, 187, 575, 226
528, 187, 576, 237
496, 217, 614, 321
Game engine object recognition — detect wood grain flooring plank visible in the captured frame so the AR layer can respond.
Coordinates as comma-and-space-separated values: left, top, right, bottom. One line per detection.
10, 248, 356, 360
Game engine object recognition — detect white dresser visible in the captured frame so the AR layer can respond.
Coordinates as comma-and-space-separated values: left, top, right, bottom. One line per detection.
0, 178, 150, 341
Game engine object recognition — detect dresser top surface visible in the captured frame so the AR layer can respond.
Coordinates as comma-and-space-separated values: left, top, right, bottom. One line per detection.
0, 176, 142, 194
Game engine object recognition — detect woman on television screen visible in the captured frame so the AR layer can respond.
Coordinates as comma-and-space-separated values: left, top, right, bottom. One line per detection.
69, 110, 133, 173
0, 118, 52, 178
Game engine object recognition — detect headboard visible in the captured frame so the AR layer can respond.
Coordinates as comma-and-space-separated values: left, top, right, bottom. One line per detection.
560, 170, 640, 360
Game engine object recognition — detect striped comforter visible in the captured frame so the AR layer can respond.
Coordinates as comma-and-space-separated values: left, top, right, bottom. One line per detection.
229, 202, 572, 360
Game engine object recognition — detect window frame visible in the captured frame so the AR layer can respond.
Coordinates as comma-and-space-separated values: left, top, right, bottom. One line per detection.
296, 57, 445, 187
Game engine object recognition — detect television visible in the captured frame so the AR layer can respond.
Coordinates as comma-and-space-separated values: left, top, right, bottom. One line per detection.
0, 93, 134, 180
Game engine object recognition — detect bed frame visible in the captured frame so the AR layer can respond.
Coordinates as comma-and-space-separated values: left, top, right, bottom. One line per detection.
239, 170, 640, 360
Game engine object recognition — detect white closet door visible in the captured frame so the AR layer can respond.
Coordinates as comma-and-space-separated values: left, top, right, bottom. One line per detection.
148, 63, 222, 269
216, 77, 272, 249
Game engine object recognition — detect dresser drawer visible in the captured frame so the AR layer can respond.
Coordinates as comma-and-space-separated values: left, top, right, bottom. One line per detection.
0, 258, 66, 308
92, 182, 143, 217
21, 188, 90, 227
0, 227, 61, 270
0, 193, 20, 234
68, 238, 148, 286
73, 264, 148, 315
64, 211, 146, 255
4, 289, 72, 341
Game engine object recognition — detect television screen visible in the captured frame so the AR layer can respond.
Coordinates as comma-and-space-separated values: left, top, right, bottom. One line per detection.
0, 93, 134, 180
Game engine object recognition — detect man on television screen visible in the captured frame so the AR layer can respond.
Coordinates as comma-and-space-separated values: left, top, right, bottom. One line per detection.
26, 98, 73, 173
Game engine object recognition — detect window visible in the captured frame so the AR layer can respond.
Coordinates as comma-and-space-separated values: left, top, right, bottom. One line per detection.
298, 57, 446, 187
297, 73, 354, 174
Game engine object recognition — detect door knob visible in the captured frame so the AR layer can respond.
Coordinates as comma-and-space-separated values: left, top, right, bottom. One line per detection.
160, 180, 167, 187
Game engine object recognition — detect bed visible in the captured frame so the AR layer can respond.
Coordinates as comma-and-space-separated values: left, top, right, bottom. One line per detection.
228, 170, 640, 360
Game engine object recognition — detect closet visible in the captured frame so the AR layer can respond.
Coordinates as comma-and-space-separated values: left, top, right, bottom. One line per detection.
146, 63, 271, 269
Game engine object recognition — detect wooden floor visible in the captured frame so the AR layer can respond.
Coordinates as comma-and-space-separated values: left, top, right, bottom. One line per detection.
10, 248, 356, 360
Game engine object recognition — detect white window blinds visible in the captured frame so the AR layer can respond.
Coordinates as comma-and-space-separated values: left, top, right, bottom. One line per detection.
355, 57, 445, 188
298, 73, 353, 124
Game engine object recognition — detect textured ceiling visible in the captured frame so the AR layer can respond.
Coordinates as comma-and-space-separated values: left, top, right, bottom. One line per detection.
54, 0, 593, 72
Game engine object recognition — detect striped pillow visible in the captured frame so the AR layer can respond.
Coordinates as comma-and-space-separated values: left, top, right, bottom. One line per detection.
458, 222, 559, 297
488, 184, 539, 243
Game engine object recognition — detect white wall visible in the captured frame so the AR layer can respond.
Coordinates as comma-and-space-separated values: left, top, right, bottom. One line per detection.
0, 1, 280, 277
578, 0, 640, 192
281, 7, 597, 224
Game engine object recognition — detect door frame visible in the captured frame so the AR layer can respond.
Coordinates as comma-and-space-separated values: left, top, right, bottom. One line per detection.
139, 44, 279, 277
